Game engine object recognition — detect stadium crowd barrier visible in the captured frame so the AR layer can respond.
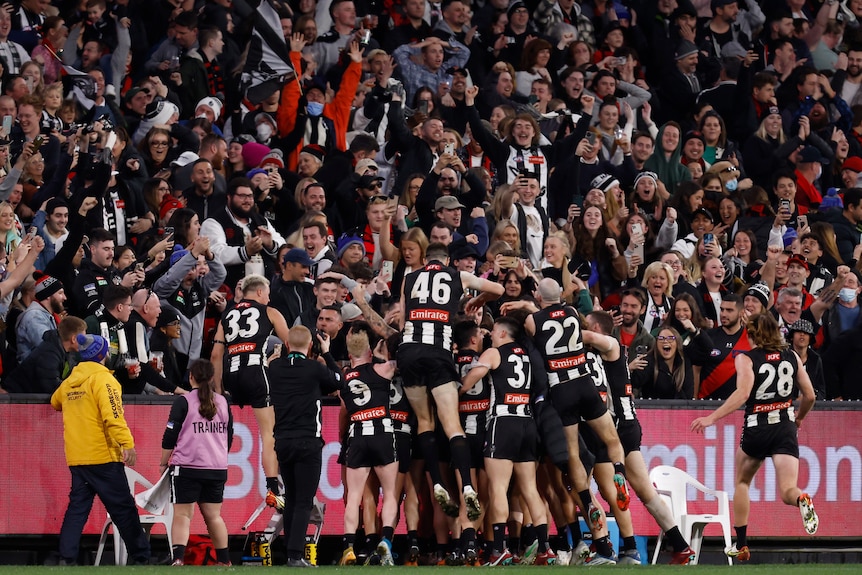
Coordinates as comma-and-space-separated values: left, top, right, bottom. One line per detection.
2, 397, 859, 538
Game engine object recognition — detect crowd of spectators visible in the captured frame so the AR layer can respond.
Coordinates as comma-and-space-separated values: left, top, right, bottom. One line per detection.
0, 0, 861, 403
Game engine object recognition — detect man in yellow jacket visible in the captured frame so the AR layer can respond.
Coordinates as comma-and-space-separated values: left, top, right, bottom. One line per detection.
51, 334, 151, 566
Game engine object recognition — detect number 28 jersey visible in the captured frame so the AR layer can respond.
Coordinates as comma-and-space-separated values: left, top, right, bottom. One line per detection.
744, 348, 800, 428
531, 304, 588, 386
220, 300, 274, 374
402, 262, 463, 350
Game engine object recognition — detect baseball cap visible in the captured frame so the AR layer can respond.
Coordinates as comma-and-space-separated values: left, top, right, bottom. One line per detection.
171, 151, 199, 167
283, 247, 315, 267
786, 255, 809, 271
692, 207, 714, 222
843, 156, 862, 173
435, 196, 466, 211
798, 146, 830, 165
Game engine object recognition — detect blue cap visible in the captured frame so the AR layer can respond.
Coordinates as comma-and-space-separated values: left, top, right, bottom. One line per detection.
282, 247, 315, 267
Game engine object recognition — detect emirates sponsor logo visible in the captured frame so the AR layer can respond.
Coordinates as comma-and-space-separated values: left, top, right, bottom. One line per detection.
409, 309, 450, 322
459, 399, 490, 412
350, 407, 386, 421
548, 354, 586, 370
754, 400, 792, 413
504, 393, 530, 405
228, 342, 256, 354
391, 410, 409, 422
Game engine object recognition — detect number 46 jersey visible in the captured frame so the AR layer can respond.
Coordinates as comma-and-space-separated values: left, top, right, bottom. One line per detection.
402, 262, 463, 350
220, 300, 274, 374
744, 348, 800, 428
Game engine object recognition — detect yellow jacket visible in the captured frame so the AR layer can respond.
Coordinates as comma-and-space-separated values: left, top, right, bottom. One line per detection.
51, 361, 135, 466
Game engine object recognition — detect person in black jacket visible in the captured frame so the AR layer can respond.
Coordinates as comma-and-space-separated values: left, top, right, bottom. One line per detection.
149, 306, 186, 389
3, 316, 86, 394
631, 326, 695, 399
269, 248, 317, 326
269, 325, 342, 568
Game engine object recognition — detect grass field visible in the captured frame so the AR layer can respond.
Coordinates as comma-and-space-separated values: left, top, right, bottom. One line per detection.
0, 566, 860, 574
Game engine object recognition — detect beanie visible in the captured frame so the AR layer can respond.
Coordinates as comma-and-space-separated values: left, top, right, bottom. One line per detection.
34, 272, 63, 300
745, 282, 770, 310
337, 234, 365, 259
77, 334, 109, 362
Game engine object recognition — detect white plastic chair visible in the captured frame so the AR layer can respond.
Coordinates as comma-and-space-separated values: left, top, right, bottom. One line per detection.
95, 468, 174, 565
649, 465, 732, 565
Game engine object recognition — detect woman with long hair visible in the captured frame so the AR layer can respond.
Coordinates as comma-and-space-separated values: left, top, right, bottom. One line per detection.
391, 227, 428, 299
698, 111, 737, 166
540, 232, 587, 306
639, 261, 674, 333
143, 178, 172, 217
160, 358, 233, 566
398, 174, 425, 229
139, 127, 177, 176
723, 229, 760, 285
668, 180, 705, 241
569, 205, 627, 301
742, 106, 804, 189
0, 201, 21, 252
631, 326, 694, 399
167, 208, 202, 249
515, 38, 554, 97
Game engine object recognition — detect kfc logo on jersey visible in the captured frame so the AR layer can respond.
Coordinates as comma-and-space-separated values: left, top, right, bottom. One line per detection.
766, 352, 781, 362
550, 310, 566, 319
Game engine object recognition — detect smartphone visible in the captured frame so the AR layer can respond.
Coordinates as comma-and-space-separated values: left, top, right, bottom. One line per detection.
418, 100, 429, 115
615, 56, 627, 66
632, 222, 644, 262
635, 344, 648, 357
780, 199, 791, 212
2, 115, 11, 134
444, 142, 455, 155
798, 215, 808, 228
31, 135, 44, 151
265, 165, 278, 174
703, 232, 715, 245
134, 262, 144, 273
498, 255, 519, 269
25, 226, 37, 241
164, 226, 174, 237
381, 260, 393, 279
586, 131, 596, 145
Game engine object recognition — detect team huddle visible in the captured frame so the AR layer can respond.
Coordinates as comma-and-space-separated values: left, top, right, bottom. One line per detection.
216, 242, 819, 567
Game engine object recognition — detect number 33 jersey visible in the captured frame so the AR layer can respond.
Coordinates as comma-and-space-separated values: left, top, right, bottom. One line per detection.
743, 348, 800, 428
220, 300, 274, 374
402, 262, 463, 350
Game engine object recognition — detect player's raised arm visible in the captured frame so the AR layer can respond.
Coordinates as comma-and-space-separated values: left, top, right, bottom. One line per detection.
461, 272, 504, 312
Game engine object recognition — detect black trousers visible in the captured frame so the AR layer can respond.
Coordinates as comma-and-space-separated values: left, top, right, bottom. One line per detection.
276, 438, 323, 557
59, 462, 151, 564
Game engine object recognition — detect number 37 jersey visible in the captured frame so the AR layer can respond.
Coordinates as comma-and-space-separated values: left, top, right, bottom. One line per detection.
402, 263, 463, 350
220, 300, 274, 374
744, 348, 800, 428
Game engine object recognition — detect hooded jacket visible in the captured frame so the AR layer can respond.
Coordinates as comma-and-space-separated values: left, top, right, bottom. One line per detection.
154, 252, 227, 362
643, 123, 693, 194
50, 361, 134, 466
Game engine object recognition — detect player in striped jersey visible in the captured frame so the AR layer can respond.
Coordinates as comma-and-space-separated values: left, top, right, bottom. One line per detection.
397, 242, 504, 522
692, 313, 818, 562
586, 311, 695, 565
339, 329, 400, 566
461, 317, 556, 566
